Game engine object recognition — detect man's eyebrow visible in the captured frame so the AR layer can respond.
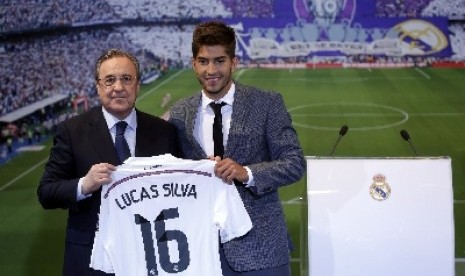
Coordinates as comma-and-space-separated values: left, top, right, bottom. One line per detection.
196, 56, 227, 60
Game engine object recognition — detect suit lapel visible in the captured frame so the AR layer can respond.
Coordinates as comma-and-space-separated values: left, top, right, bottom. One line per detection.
89, 108, 120, 165
134, 109, 146, 157
226, 84, 252, 158
185, 94, 207, 158
133, 109, 161, 157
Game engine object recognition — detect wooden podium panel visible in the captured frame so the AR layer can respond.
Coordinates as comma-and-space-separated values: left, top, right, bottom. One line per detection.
307, 157, 454, 276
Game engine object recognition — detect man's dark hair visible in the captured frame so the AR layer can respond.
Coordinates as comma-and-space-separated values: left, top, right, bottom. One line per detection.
192, 21, 236, 58
95, 48, 141, 81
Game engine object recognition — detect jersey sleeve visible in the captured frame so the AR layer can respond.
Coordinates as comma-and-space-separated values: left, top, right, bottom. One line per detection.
216, 184, 253, 243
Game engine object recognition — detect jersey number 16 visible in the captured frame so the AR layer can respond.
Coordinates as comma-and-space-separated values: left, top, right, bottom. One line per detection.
135, 207, 190, 275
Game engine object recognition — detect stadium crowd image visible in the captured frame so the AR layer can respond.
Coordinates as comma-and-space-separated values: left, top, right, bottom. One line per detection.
1, 0, 465, 275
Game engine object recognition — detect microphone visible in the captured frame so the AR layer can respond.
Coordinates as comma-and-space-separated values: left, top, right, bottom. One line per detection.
400, 129, 418, 156
329, 125, 349, 156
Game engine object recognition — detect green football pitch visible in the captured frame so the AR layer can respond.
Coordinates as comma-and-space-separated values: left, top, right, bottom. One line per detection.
1, 67, 464, 275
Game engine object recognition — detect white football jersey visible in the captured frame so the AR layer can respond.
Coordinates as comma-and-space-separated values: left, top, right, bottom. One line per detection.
90, 155, 252, 276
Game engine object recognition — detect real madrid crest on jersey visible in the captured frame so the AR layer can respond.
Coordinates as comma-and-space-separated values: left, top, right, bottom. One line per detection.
369, 173, 391, 201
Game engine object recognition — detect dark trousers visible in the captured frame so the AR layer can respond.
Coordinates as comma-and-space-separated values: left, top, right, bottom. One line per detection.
62, 242, 114, 276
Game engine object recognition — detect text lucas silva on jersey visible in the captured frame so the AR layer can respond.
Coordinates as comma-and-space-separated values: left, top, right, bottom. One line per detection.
111, 180, 198, 210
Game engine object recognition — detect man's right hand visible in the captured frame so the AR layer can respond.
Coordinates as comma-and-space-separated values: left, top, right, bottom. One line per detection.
81, 163, 116, 195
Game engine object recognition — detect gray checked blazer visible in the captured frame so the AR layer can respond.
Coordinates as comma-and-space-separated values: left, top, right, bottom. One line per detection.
168, 82, 306, 272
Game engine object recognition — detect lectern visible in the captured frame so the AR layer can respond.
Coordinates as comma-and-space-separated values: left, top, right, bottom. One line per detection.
306, 157, 454, 276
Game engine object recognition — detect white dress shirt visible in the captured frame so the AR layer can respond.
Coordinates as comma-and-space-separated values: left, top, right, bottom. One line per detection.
193, 83, 254, 186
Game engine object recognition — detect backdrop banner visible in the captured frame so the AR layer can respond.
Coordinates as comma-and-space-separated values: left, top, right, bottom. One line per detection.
223, 0, 451, 60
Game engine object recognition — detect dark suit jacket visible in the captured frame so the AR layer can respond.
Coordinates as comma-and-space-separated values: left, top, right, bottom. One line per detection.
38, 106, 179, 276
168, 82, 306, 272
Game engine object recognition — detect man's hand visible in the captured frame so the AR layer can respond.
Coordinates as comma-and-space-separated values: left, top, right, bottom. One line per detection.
214, 158, 248, 184
81, 163, 116, 195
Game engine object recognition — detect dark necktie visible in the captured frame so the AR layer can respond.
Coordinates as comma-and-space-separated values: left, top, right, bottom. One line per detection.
210, 102, 227, 158
115, 121, 131, 164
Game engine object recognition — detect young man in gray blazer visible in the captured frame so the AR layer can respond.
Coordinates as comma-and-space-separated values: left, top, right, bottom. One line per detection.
169, 21, 306, 276
38, 49, 180, 276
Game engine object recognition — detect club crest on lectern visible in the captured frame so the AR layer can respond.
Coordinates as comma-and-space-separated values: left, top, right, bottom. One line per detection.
369, 173, 391, 201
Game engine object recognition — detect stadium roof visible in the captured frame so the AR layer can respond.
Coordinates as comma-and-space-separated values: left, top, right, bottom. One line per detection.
0, 94, 68, 123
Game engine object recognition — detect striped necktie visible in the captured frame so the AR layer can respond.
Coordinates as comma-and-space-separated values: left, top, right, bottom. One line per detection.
115, 121, 130, 164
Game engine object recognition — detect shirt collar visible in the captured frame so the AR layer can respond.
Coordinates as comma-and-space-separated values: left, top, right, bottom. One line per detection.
102, 107, 137, 131
201, 82, 235, 110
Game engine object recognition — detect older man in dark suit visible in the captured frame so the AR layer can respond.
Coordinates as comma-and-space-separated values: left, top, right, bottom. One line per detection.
38, 49, 179, 276
169, 21, 306, 276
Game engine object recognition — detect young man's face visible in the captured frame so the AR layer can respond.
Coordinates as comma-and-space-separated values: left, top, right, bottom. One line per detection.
192, 45, 238, 101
